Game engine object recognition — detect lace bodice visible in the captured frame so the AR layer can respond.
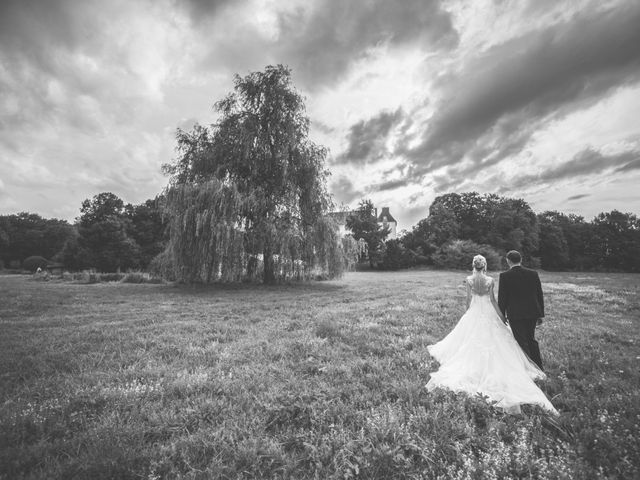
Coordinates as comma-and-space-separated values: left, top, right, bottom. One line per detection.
466, 274, 494, 296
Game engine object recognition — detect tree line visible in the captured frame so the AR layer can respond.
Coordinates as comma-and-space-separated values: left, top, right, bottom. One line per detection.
2, 190, 639, 275
358, 192, 640, 273
1, 66, 638, 279
0, 192, 166, 273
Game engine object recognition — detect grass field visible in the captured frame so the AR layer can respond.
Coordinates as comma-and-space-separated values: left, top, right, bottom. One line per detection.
1, 270, 638, 479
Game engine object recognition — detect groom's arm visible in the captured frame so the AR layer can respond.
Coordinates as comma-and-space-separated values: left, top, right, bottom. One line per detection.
498, 272, 507, 317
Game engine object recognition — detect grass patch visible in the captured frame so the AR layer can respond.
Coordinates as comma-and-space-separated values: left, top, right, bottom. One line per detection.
1, 270, 639, 478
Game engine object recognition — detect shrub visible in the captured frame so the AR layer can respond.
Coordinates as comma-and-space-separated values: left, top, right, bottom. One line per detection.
149, 250, 175, 282
98, 273, 125, 282
379, 239, 413, 270
72, 271, 99, 284
23, 256, 49, 272
121, 272, 163, 284
527, 256, 542, 269
433, 239, 501, 271
121, 272, 147, 283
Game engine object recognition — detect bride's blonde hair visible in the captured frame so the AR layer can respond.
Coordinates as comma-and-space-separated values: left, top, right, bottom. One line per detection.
472, 254, 487, 272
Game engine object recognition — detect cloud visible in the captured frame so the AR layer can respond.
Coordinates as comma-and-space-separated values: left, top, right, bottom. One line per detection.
329, 175, 362, 205
506, 148, 640, 191
567, 194, 590, 201
614, 157, 640, 173
190, 0, 458, 91
402, 2, 640, 174
0, 0, 181, 220
426, 146, 640, 197
276, 0, 457, 89
180, 0, 235, 23
368, 178, 411, 193
335, 108, 404, 165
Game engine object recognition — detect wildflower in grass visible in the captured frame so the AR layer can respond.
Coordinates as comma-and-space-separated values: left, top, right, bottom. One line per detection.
103, 378, 162, 397
3, 397, 65, 427
174, 368, 210, 389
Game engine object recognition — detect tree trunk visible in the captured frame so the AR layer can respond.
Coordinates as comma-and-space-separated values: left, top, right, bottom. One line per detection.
263, 242, 275, 284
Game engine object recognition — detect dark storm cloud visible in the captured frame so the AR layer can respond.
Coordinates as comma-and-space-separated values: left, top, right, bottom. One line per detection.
368, 178, 410, 193
567, 194, 590, 201
277, 0, 458, 89
614, 157, 640, 173
0, 0, 86, 61
335, 109, 404, 165
427, 147, 640, 195
180, 0, 234, 22
402, 2, 640, 174
507, 148, 640, 191
0, 0, 142, 133
191, 0, 457, 91
329, 175, 362, 204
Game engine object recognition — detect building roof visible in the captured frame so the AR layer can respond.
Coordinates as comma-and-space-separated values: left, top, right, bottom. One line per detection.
377, 207, 397, 223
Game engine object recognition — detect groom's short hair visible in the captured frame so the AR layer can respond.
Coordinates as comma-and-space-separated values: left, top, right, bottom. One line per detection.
506, 250, 522, 263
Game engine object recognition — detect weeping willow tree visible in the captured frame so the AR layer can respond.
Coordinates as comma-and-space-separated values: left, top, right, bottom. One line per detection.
162, 65, 359, 283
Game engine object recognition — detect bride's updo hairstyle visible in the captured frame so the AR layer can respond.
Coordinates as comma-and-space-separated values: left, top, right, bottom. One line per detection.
472, 254, 487, 272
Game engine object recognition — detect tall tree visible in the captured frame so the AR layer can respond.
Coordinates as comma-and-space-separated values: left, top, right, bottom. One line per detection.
537, 211, 570, 270
78, 192, 125, 226
162, 65, 353, 283
76, 192, 140, 272
590, 210, 640, 272
124, 196, 168, 269
345, 199, 390, 267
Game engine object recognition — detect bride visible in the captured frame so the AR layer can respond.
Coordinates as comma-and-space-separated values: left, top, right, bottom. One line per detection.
426, 255, 558, 415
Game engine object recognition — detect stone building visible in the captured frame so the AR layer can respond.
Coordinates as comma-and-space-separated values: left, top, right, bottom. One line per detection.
377, 207, 397, 239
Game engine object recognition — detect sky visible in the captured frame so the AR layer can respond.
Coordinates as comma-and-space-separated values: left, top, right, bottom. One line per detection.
1, 0, 640, 232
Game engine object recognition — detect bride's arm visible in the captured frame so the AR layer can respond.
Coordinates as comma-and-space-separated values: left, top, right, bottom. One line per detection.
465, 280, 471, 310
489, 281, 507, 324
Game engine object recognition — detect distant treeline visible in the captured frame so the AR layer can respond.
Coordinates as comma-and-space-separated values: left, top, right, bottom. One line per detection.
370, 192, 640, 273
1, 191, 639, 273
0, 192, 166, 273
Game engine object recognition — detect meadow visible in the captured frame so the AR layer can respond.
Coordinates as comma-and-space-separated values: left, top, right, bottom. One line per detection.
0, 269, 638, 479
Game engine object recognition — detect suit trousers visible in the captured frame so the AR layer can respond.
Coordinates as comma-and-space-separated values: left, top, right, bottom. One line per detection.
509, 317, 543, 370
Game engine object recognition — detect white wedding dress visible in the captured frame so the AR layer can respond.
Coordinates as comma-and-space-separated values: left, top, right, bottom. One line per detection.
426, 273, 558, 414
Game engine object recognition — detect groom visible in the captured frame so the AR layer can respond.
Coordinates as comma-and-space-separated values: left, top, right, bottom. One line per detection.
498, 250, 545, 370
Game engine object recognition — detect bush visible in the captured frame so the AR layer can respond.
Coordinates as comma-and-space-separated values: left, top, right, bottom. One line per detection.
379, 239, 413, 270
433, 239, 501, 271
54, 235, 92, 271
23, 256, 50, 272
121, 272, 147, 283
121, 272, 163, 284
149, 250, 175, 282
98, 273, 125, 282
72, 271, 99, 284
527, 256, 542, 269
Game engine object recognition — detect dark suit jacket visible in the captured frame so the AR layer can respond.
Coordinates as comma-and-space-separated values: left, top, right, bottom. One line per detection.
498, 266, 544, 320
